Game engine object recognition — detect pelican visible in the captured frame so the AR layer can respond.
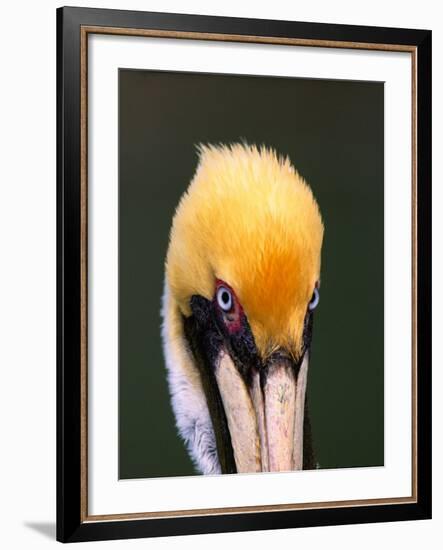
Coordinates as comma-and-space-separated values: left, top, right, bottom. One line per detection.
161, 143, 324, 475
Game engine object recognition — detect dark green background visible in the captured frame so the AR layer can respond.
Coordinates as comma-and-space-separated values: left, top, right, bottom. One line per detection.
119, 69, 384, 479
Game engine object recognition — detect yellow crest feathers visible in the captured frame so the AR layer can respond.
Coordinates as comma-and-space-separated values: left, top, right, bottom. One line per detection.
165, 143, 324, 358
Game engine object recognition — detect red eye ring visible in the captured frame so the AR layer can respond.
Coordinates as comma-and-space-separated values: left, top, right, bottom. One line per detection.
214, 279, 244, 333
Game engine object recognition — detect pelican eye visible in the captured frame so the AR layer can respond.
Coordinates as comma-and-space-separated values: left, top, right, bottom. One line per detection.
217, 286, 233, 312
308, 288, 320, 311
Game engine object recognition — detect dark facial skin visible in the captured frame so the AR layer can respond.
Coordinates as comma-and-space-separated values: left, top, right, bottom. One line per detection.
183, 283, 317, 474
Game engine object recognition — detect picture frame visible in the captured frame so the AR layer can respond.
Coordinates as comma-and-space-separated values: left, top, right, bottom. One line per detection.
56, 6, 432, 543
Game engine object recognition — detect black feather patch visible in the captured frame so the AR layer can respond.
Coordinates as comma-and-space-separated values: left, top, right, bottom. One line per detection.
183, 296, 237, 474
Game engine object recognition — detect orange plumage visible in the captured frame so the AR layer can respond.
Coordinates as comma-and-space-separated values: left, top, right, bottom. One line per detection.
165, 143, 324, 359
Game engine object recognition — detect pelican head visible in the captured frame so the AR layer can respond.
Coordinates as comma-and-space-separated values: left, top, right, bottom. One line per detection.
162, 143, 324, 474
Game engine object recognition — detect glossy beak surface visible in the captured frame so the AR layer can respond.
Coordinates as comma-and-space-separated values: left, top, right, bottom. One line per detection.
215, 350, 309, 473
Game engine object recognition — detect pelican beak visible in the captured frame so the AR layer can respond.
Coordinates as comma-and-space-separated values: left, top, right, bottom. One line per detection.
214, 349, 309, 473
183, 293, 314, 474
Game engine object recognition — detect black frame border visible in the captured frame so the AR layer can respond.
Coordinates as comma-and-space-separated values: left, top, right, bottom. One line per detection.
57, 6, 432, 543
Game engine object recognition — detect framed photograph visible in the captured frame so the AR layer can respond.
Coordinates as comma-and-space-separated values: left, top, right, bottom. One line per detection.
57, 6, 432, 543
